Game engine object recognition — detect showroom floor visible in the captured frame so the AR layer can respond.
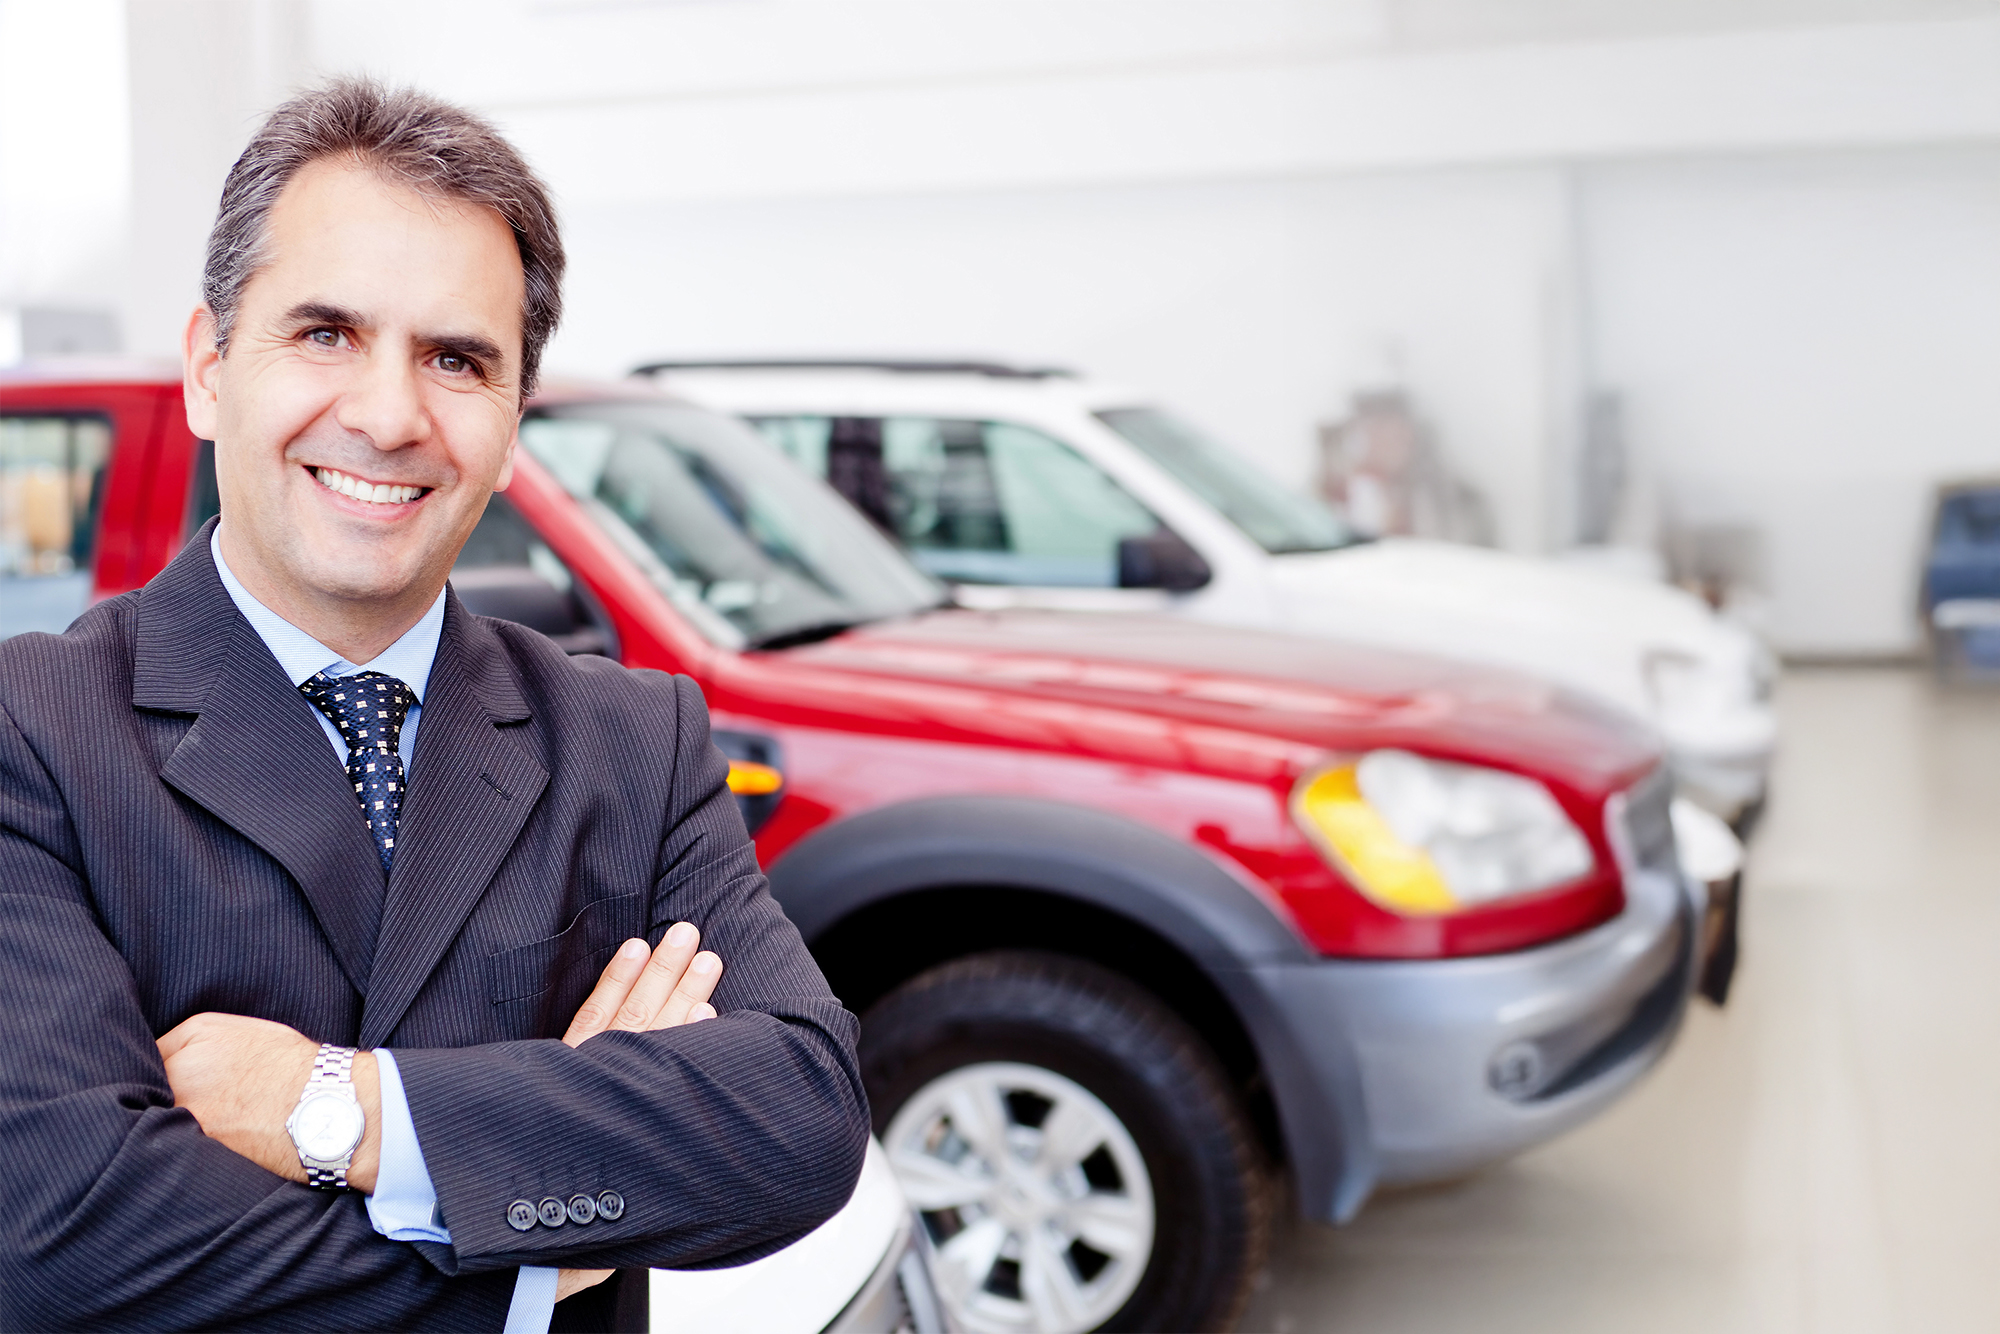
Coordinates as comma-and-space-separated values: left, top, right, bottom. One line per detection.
1237, 667, 2000, 1334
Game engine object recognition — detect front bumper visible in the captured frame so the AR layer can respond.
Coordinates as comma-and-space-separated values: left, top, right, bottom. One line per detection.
1659, 680, 1778, 822
1245, 856, 1697, 1221
824, 1198, 945, 1334
644, 1139, 940, 1334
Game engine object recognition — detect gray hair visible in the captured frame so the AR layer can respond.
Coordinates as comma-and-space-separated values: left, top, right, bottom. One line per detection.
202, 77, 564, 398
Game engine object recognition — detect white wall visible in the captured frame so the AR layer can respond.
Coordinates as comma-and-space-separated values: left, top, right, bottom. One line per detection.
122, 0, 311, 363
0, 0, 130, 319
553, 167, 1574, 551
1584, 148, 2000, 652
12, 0, 2000, 652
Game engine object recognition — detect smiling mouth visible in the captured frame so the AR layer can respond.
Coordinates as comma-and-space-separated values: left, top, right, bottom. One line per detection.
312, 466, 431, 506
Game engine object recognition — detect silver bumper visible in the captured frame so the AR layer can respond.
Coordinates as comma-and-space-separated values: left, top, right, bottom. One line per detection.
1307, 864, 1694, 1188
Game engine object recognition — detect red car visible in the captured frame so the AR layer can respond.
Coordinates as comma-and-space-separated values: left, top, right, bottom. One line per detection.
3, 365, 1697, 1334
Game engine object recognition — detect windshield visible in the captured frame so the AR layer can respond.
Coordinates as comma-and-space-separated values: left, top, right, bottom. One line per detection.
1094, 407, 1358, 554
520, 400, 944, 649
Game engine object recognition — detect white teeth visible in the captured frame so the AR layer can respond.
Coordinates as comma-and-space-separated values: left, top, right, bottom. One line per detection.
314, 468, 423, 506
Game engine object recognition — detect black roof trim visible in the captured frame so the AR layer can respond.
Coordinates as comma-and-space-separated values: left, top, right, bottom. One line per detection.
630, 358, 1076, 381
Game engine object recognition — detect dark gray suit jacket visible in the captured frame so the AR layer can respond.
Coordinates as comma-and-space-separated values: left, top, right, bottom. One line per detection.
0, 526, 868, 1331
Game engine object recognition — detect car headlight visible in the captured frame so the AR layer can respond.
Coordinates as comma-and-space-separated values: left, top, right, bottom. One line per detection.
1291, 750, 1596, 914
1643, 649, 1709, 718
1645, 646, 1767, 721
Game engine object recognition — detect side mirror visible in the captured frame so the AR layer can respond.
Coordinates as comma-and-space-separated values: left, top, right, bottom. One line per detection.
1117, 529, 1212, 592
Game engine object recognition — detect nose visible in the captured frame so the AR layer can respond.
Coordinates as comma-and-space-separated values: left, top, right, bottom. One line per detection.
335, 341, 431, 453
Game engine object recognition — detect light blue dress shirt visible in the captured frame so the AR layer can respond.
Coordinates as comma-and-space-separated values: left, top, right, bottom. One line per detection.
211, 529, 559, 1334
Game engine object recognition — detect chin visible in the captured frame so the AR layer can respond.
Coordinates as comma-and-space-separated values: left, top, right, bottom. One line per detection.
297, 543, 439, 607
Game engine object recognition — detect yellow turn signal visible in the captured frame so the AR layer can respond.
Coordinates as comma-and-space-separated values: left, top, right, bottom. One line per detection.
1290, 764, 1458, 915
725, 759, 784, 797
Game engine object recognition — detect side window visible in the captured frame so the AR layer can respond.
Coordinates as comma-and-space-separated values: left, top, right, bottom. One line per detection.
749, 414, 1162, 587
755, 416, 831, 483
0, 414, 110, 638
1, 414, 110, 576
451, 494, 619, 658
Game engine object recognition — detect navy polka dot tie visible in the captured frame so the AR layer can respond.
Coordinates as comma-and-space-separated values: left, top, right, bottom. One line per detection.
299, 670, 417, 871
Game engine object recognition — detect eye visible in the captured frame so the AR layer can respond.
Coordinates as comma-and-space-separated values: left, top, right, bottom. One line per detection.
305, 327, 341, 348
436, 353, 470, 374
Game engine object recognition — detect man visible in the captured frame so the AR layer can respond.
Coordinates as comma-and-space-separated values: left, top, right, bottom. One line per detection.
0, 80, 868, 1331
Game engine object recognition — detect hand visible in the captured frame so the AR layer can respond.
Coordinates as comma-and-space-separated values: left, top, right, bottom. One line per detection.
157, 1013, 383, 1192
554, 923, 723, 1300
562, 921, 723, 1047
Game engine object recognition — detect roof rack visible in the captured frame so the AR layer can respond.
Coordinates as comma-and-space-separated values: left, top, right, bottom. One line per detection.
629, 358, 1076, 381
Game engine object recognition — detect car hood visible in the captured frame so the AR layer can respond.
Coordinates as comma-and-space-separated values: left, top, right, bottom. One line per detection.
1268, 538, 1763, 718
770, 607, 1660, 799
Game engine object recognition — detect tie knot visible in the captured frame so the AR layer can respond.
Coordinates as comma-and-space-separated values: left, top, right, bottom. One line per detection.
299, 670, 417, 754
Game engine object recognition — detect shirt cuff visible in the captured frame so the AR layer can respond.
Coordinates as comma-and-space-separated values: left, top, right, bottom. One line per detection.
363, 1049, 452, 1244
505, 1267, 560, 1334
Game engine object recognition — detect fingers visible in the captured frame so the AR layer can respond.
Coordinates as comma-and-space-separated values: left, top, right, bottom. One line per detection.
609, 923, 707, 1034
156, 1014, 206, 1059
563, 923, 725, 1048
562, 938, 653, 1048
654, 950, 723, 1029
556, 1268, 615, 1302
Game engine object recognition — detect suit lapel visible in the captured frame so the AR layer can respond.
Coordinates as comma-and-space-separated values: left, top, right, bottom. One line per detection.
137, 524, 387, 992
360, 594, 545, 1048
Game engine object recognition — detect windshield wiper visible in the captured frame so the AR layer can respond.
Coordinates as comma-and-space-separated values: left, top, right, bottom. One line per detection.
746, 619, 866, 651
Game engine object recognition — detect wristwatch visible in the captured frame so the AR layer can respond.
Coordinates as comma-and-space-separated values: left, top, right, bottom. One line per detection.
285, 1043, 365, 1189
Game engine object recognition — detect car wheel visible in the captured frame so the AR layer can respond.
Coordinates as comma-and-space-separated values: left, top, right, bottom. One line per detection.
861, 951, 1269, 1334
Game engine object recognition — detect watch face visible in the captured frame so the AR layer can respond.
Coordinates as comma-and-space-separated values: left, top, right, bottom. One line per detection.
293, 1091, 364, 1160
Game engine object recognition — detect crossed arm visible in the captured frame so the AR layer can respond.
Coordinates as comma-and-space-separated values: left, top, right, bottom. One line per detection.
157, 925, 728, 1302
0, 669, 866, 1329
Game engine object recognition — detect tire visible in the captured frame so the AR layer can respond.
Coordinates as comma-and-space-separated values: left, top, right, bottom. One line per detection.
861, 951, 1269, 1334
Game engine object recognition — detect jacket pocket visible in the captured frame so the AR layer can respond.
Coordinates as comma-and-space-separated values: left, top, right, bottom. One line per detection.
487, 891, 645, 1004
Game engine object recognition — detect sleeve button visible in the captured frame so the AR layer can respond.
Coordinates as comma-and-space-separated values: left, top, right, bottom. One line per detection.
537, 1197, 568, 1228
507, 1200, 538, 1232
567, 1193, 598, 1225
595, 1190, 625, 1221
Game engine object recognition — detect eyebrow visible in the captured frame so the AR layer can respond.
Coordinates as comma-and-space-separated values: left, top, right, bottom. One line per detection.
281, 301, 510, 373
282, 300, 369, 332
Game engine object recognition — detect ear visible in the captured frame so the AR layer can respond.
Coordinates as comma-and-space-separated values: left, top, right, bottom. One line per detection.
491, 421, 519, 492
183, 307, 224, 440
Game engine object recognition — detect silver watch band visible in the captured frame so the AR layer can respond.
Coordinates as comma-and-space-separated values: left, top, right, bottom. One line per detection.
307, 1042, 357, 1088
301, 1043, 359, 1190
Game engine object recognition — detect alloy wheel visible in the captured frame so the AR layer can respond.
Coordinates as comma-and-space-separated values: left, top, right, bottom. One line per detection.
884, 1061, 1156, 1334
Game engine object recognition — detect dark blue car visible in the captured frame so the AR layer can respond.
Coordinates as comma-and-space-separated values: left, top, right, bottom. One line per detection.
1924, 482, 2000, 674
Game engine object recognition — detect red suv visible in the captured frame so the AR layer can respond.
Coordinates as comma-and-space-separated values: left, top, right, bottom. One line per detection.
3, 366, 1698, 1333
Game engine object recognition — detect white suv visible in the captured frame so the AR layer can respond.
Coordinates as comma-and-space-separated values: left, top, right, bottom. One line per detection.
641, 361, 1776, 830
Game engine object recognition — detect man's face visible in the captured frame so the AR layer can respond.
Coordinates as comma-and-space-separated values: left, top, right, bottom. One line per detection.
186, 159, 526, 617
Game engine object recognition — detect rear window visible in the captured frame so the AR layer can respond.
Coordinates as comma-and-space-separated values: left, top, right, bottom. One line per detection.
1938, 490, 2000, 548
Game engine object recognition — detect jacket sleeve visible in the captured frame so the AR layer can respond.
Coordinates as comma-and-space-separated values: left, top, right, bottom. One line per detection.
0, 699, 517, 1332
392, 676, 871, 1274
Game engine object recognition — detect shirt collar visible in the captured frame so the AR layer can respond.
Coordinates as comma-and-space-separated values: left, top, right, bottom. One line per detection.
211, 524, 447, 702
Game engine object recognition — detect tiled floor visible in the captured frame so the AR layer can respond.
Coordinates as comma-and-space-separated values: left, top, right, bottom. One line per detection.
1238, 667, 2000, 1334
